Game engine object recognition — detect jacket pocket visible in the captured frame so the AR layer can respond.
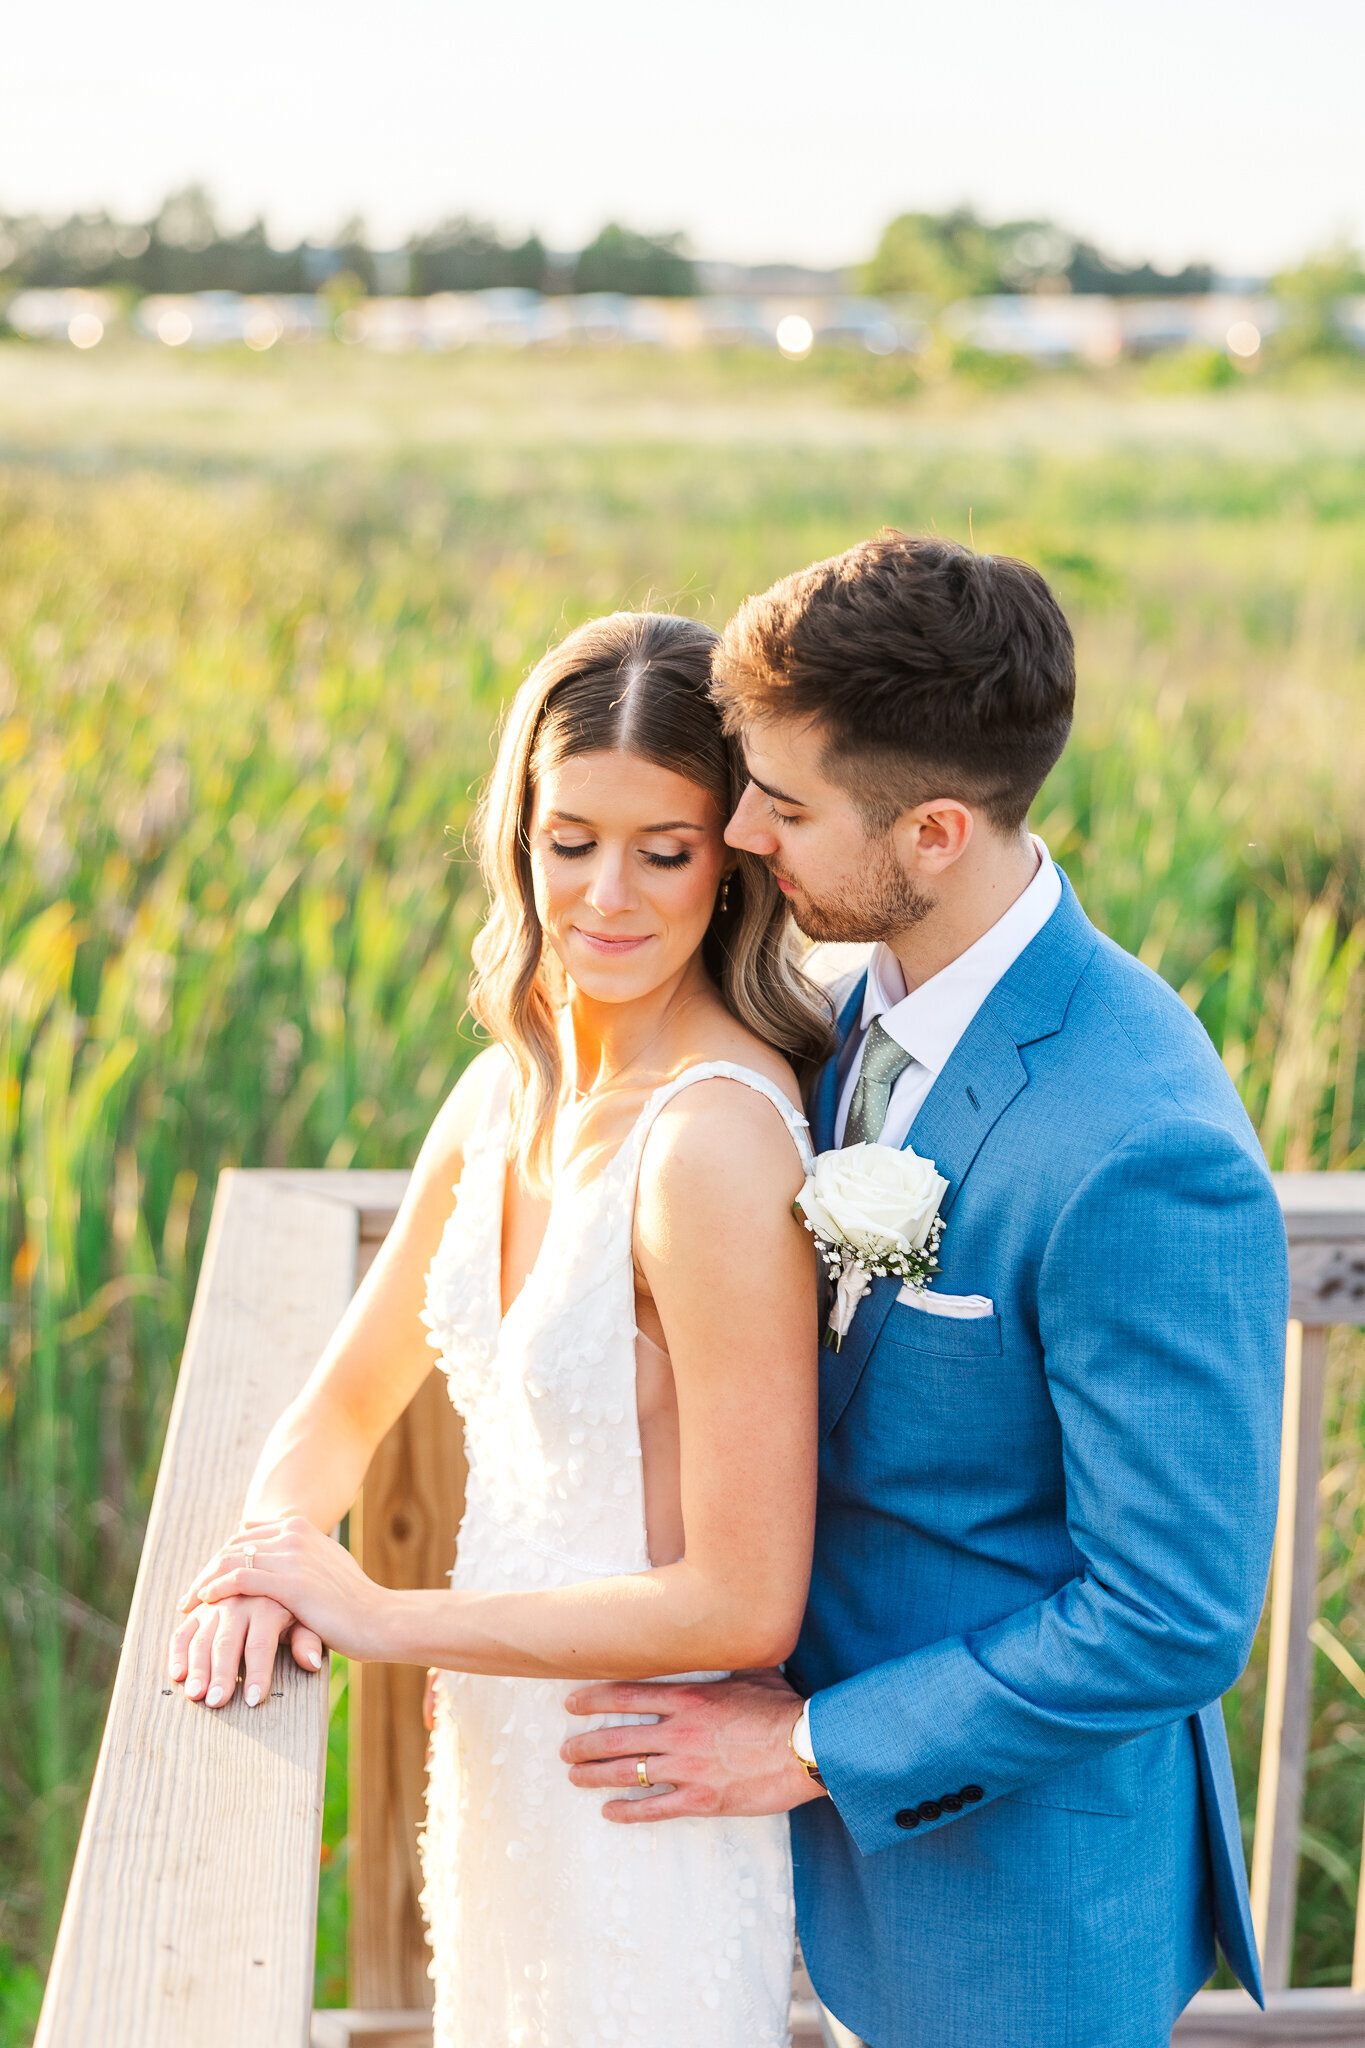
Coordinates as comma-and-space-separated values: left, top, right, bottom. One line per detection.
881, 1300, 1002, 1358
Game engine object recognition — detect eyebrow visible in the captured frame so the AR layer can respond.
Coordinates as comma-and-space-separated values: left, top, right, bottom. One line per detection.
743, 771, 806, 809
546, 810, 708, 832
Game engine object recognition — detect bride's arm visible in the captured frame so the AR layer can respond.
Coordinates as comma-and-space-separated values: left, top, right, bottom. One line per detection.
193, 1082, 818, 1680
168, 1047, 499, 1703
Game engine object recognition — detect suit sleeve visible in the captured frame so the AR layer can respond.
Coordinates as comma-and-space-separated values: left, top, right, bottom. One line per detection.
807, 1114, 1287, 1855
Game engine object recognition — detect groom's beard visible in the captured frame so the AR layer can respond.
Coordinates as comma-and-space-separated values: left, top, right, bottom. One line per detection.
771, 841, 934, 945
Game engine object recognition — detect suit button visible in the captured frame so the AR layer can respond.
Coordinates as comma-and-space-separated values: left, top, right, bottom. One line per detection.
917, 1799, 942, 1822
894, 1808, 920, 1829
961, 1785, 984, 1802
940, 1793, 963, 1813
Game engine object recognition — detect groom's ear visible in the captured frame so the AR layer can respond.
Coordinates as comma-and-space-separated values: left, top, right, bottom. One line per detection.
891, 798, 975, 875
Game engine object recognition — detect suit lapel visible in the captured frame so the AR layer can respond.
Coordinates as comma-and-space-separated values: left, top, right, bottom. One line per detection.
818, 879, 1100, 1442
819, 1272, 901, 1439
912, 877, 1099, 1216
903, 1008, 1027, 1218
810, 978, 866, 1155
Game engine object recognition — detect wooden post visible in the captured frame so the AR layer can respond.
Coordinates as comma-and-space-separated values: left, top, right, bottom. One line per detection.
34, 1174, 356, 2048
1249, 1320, 1330, 1991
347, 1213, 466, 2011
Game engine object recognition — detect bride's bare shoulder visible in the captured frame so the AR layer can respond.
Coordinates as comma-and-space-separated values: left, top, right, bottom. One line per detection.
413, 1044, 512, 1192
638, 1046, 810, 1229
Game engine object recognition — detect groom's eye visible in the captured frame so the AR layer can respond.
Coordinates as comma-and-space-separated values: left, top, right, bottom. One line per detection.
769, 800, 801, 825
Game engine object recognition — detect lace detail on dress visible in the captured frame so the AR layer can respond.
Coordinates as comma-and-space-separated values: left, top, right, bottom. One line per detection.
418, 1060, 807, 2048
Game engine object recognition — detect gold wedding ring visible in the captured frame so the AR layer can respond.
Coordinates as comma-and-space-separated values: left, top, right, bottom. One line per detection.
636, 1756, 652, 1789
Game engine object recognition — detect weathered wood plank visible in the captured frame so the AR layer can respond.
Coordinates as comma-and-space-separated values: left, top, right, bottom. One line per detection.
1273, 1172, 1365, 1240
1289, 1239, 1365, 1324
1174, 1989, 1365, 2043
349, 1365, 467, 2010
36, 1173, 356, 2048
264, 1169, 410, 1242
1250, 1320, 1331, 1991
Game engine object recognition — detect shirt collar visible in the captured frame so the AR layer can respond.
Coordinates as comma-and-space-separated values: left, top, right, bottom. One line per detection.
860, 838, 1062, 1075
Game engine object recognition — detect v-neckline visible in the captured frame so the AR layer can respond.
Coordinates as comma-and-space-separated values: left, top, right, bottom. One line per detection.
490, 1082, 658, 1333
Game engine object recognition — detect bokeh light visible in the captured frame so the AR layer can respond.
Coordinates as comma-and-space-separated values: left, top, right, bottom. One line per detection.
776, 314, 814, 358
243, 307, 283, 351
67, 312, 104, 349
1226, 320, 1261, 357
156, 307, 194, 347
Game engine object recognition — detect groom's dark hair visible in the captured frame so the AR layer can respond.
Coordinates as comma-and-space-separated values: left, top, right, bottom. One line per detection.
712, 532, 1075, 832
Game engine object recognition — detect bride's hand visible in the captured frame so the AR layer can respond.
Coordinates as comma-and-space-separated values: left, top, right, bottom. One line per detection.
186, 1514, 391, 1662
167, 1591, 323, 1708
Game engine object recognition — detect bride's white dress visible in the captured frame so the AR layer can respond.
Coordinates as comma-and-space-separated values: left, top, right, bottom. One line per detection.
418, 1058, 814, 2048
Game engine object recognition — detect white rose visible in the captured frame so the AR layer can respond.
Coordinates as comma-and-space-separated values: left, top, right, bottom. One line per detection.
796, 1142, 949, 1263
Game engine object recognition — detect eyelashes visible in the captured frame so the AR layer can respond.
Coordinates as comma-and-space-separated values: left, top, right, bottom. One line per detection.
546, 841, 693, 871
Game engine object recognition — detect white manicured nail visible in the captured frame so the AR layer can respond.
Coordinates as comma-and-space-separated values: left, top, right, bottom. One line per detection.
307, 1649, 322, 1669
205, 1686, 224, 1707
245, 1684, 261, 1707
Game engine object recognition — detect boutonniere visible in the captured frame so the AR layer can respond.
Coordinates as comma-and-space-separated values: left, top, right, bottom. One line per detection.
794, 1143, 948, 1350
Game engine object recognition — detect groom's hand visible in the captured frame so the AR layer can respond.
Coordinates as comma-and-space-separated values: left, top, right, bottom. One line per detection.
560, 1668, 827, 1823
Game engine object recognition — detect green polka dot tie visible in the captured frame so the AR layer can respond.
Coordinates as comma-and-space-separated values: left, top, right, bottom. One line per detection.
844, 1015, 914, 1148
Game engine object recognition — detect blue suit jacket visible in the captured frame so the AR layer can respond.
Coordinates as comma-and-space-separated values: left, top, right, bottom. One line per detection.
788, 876, 1286, 2048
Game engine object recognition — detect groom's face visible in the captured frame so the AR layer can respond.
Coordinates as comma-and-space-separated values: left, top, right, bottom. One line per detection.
726, 717, 934, 945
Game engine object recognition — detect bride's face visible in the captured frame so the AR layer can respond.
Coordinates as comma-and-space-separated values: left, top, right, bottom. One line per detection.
528, 750, 728, 1004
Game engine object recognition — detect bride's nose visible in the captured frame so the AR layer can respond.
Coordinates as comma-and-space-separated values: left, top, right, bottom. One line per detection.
584, 846, 636, 915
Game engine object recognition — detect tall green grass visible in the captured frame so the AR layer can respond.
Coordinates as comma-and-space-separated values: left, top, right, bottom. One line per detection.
0, 354, 1362, 2028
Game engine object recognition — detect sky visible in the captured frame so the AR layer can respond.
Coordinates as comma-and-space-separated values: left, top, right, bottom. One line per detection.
2, 0, 1360, 274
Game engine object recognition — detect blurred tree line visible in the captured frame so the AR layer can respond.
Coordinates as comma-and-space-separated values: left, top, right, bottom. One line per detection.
860, 208, 1215, 304
3, 186, 1360, 318
0, 187, 700, 297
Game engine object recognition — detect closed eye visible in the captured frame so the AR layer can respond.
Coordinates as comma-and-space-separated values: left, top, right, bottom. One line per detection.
549, 840, 594, 860
642, 849, 692, 870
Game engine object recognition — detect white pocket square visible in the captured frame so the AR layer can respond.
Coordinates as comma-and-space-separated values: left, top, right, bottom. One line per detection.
897, 1287, 995, 1319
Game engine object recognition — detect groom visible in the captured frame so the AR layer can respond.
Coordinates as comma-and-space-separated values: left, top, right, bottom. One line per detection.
563, 535, 1288, 2047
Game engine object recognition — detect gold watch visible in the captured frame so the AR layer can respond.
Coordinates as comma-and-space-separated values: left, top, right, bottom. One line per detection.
789, 1703, 826, 1788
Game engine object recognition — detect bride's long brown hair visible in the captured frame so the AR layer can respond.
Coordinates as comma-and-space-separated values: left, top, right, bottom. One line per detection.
470, 611, 834, 1189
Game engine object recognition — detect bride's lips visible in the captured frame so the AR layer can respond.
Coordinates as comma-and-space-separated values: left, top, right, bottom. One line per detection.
572, 928, 654, 955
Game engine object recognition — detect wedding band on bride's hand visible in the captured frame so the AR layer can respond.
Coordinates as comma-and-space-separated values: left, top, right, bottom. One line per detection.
243, 1545, 257, 1567
636, 1756, 652, 1789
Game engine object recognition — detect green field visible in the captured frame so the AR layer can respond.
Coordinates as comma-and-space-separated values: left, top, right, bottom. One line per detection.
1, 341, 1363, 2034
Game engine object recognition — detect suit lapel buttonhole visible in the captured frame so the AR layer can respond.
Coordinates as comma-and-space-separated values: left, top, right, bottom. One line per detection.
966, 1085, 980, 1111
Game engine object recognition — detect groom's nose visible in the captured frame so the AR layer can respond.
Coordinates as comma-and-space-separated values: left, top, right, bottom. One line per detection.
725, 782, 778, 857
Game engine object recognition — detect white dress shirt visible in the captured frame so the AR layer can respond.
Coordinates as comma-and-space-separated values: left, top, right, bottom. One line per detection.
834, 838, 1062, 1149
794, 840, 1061, 1773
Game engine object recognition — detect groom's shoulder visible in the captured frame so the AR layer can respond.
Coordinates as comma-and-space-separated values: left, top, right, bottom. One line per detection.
801, 942, 872, 1024
1064, 926, 1246, 1130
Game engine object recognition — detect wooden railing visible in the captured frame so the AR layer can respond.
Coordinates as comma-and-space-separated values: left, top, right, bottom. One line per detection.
32, 1167, 1365, 2048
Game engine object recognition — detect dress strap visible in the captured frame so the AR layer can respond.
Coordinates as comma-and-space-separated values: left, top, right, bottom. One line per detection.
627, 1060, 816, 1178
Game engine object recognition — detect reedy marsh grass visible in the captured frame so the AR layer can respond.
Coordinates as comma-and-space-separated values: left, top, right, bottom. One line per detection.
0, 350, 1362, 2027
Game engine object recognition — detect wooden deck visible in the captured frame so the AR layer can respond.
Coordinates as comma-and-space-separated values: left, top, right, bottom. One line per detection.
32, 1166, 1365, 2047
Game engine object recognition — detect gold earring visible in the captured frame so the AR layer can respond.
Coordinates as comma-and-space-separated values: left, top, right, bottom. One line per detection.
720, 876, 731, 914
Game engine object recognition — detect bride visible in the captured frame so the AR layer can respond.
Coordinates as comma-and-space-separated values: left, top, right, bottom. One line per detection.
168, 612, 833, 2046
